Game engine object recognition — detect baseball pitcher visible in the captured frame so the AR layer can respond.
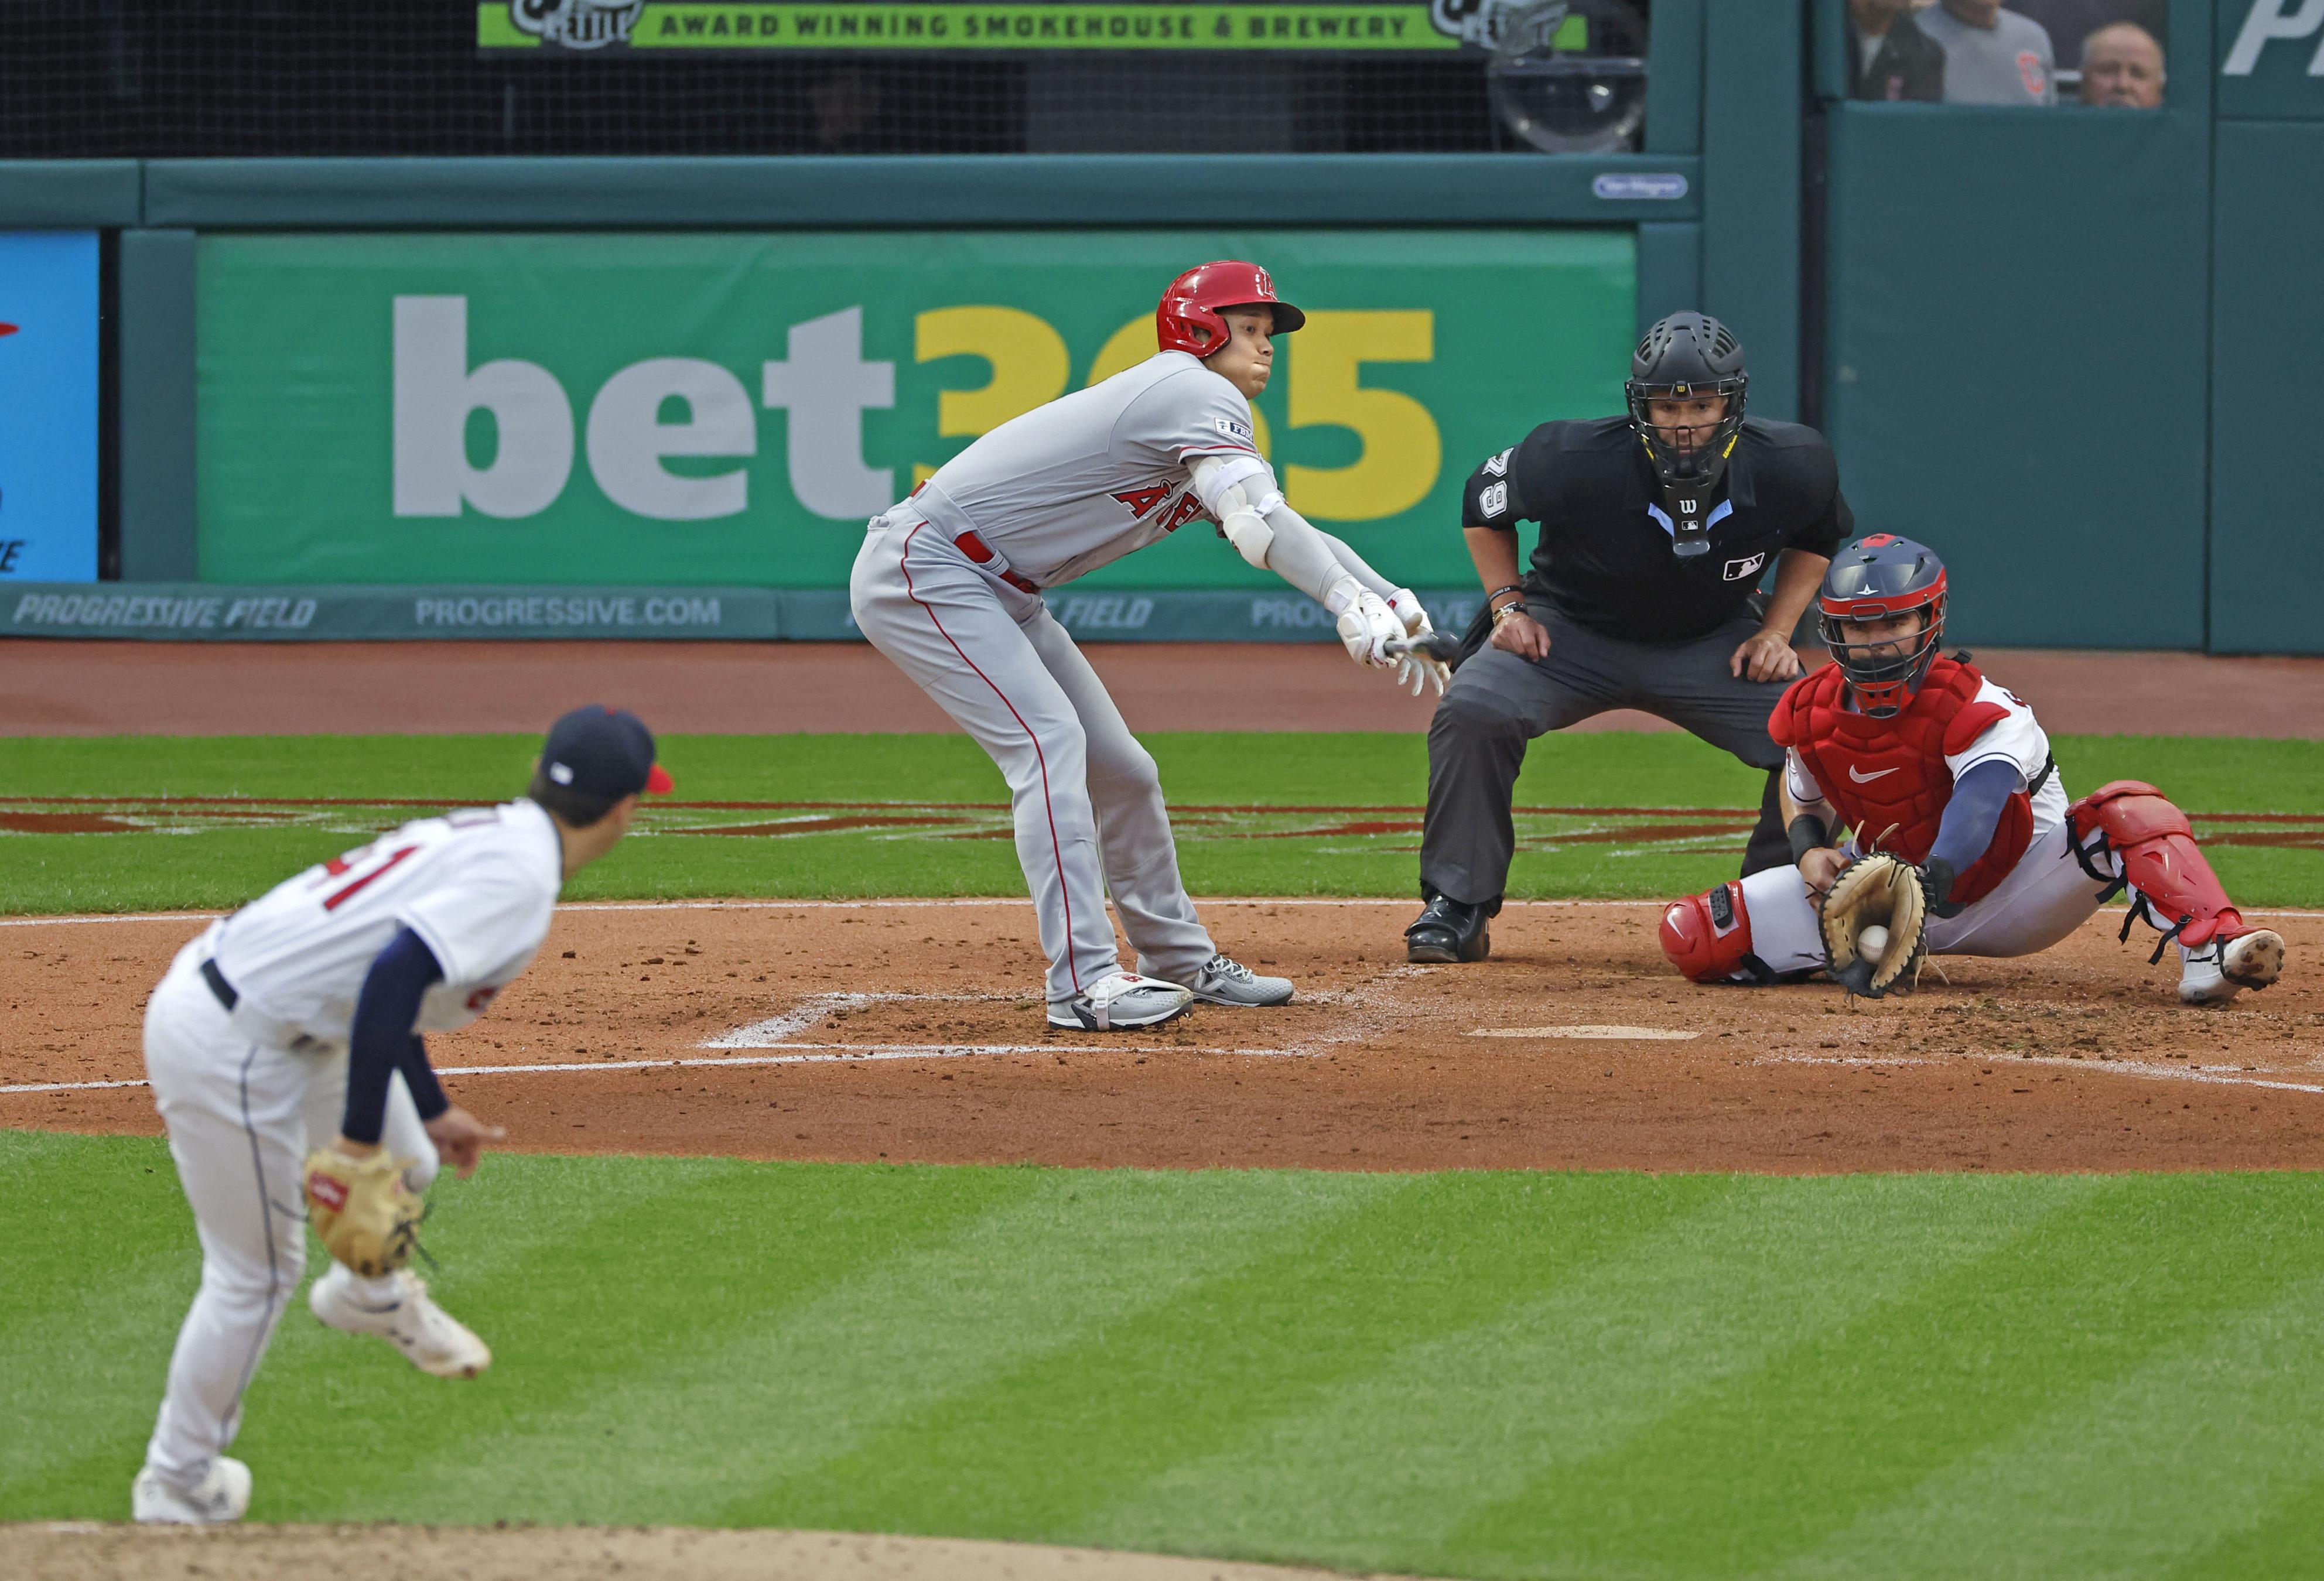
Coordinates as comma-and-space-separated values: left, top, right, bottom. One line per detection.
851, 261, 1443, 1031
130, 707, 669, 1524
1659, 536, 2286, 1004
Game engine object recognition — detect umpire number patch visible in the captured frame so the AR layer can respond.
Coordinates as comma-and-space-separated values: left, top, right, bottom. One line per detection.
1479, 481, 1509, 518
1482, 447, 1512, 477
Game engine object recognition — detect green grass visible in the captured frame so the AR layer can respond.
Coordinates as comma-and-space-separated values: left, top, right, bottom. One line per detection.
2, 732, 2320, 914
9, 1132, 2324, 1576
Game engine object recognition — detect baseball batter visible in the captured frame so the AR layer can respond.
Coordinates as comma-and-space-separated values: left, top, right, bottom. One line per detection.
131, 707, 669, 1524
1660, 536, 2287, 1004
852, 261, 1444, 1031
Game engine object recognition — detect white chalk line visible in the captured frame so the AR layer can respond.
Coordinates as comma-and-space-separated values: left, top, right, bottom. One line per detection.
7, 898, 2322, 932
1768, 1050, 2324, 1097
1467, 1025, 1701, 1041
0, 1042, 1311, 1098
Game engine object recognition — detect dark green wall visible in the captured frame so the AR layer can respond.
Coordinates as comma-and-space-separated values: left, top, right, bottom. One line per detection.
1821, 103, 2211, 650
2210, 128, 2324, 653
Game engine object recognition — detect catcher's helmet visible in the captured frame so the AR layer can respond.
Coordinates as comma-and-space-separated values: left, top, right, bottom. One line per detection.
1157, 261, 1305, 358
1626, 311, 1748, 494
1819, 534, 1948, 717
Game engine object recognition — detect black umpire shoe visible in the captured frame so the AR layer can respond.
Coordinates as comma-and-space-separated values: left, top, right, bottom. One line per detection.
1405, 896, 1492, 963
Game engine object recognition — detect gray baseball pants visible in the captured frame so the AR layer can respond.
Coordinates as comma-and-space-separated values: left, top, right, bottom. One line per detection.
1421, 599, 1793, 906
850, 508, 1215, 1003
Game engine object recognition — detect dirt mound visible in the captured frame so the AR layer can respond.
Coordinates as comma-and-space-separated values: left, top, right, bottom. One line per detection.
2, 1522, 1431, 1581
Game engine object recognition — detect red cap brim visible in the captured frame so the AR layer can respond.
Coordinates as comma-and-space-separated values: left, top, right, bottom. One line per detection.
645, 764, 675, 795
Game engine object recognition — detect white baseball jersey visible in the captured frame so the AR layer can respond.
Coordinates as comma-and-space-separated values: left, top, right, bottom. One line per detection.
904, 351, 1259, 588
1786, 679, 2067, 831
207, 797, 562, 1042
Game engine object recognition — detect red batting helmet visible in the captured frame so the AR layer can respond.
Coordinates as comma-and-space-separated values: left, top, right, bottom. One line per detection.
1156, 261, 1305, 358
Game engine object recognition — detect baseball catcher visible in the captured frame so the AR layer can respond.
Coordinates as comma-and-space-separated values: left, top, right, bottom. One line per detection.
1659, 535, 2286, 1004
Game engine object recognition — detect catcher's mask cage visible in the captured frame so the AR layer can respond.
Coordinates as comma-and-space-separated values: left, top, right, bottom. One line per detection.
1819, 533, 1949, 717
1624, 311, 1748, 557
1156, 261, 1306, 359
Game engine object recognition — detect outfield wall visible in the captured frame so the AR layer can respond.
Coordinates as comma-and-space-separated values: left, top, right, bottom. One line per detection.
17, 2, 2323, 654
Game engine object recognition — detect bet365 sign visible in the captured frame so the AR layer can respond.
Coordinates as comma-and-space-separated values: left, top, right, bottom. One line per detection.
197, 230, 1632, 589
2221, 0, 2324, 117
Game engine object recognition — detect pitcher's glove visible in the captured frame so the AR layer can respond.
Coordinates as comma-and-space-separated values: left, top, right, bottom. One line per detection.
303, 1146, 423, 1277
1817, 852, 1930, 999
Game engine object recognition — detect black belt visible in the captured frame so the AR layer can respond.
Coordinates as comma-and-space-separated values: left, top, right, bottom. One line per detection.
200, 957, 239, 1011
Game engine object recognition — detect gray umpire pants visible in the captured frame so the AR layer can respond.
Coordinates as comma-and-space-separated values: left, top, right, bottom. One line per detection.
850, 507, 1216, 1003
1420, 599, 1793, 906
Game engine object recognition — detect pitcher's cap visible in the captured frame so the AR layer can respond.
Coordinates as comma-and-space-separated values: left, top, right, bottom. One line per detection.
541, 706, 674, 799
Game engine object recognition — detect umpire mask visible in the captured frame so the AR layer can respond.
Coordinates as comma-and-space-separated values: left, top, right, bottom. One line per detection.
1625, 312, 1748, 559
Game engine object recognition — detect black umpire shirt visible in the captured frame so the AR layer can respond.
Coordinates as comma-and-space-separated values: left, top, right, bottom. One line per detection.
1458, 416, 1853, 645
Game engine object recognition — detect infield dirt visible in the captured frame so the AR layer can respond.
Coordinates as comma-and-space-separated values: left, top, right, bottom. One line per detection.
9, 899, 2323, 1174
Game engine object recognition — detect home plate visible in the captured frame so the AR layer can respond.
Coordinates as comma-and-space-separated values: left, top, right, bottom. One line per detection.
1466, 1025, 1700, 1041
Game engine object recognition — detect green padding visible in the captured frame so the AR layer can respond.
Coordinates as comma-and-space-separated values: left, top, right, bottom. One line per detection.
1821, 104, 2207, 649
143, 155, 1700, 228
2210, 119, 2324, 655
194, 228, 1634, 591
0, 160, 141, 227
0, 583, 1486, 643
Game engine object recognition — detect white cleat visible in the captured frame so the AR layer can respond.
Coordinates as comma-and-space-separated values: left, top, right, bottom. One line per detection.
1047, 970, 1195, 1031
1175, 952, 1294, 1008
132, 1456, 251, 1524
2180, 929, 2285, 1006
309, 1263, 492, 1379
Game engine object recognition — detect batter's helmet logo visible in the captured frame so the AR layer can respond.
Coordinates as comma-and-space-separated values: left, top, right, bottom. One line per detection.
509, 0, 642, 50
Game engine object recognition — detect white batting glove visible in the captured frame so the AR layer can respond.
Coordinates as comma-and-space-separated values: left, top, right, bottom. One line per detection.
1385, 587, 1431, 638
1383, 588, 1449, 696
1326, 579, 1402, 671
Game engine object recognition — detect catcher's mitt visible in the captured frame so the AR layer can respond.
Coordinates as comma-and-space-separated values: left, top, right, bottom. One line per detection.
303, 1147, 423, 1276
1818, 852, 1929, 999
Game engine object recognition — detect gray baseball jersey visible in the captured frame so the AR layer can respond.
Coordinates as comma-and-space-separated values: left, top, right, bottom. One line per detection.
904, 351, 1260, 589
1918, 4, 2056, 104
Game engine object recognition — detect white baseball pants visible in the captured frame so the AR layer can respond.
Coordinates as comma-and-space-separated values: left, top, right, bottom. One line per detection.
1739, 817, 2113, 971
139, 937, 437, 1488
850, 510, 1215, 1002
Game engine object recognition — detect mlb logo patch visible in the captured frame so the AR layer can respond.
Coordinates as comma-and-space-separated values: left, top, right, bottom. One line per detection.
1722, 552, 1765, 582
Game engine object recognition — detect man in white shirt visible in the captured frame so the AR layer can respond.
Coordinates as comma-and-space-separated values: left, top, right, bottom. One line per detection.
131, 706, 669, 1524
851, 261, 1444, 1032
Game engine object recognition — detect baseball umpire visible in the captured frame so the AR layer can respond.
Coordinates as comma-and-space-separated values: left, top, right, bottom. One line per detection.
1406, 311, 1853, 962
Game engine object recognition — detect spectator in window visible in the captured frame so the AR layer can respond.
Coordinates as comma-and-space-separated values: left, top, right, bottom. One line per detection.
1847, 0, 1944, 101
2009, 0, 2166, 71
2079, 22, 2165, 107
1917, 0, 2058, 105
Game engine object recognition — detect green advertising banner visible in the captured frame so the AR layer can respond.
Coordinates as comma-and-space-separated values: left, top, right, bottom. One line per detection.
196, 230, 1633, 589
475, 1, 1482, 53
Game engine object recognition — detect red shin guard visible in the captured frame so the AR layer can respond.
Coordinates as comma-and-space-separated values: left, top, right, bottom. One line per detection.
2067, 780, 2245, 950
1660, 881, 1766, 983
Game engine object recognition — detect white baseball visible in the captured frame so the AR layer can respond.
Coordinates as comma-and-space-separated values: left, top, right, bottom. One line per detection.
1858, 925, 1891, 957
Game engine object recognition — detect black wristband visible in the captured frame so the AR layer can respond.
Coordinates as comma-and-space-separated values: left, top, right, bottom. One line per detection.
1485, 583, 1525, 603
1786, 815, 1830, 865
1920, 856, 1964, 918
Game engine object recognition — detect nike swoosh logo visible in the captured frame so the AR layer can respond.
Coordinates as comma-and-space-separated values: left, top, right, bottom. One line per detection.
1847, 765, 1899, 783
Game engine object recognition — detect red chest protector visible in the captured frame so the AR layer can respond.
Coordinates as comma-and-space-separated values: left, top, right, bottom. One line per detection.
1768, 658, 2034, 906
